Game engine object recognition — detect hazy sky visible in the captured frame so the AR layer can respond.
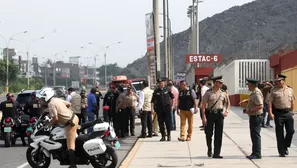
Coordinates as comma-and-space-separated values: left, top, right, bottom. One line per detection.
0, 0, 254, 68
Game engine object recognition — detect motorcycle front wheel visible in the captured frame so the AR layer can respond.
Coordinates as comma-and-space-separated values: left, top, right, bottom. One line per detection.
26, 146, 51, 168
91, 146, 118, 168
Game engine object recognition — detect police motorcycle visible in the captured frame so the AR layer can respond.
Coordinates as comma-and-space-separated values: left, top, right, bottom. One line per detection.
26, 112, 119, 168
0, 107, 29, 147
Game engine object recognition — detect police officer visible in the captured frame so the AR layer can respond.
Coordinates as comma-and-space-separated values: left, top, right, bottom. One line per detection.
80, 90, 88, 125
201, 76, 230, 159
268, 74, 295, 157
42, 89, 79, 168
240, 79, 263, 159
151, 78, 174, 141
24, 92, 43, 118
125, 85, 139, 136
0, 93, 26, 146
103, 86, 118, 125
116, 86, 126, 138
95, 86, 103, 120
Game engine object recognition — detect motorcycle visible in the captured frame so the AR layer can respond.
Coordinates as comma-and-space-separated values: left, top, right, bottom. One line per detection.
25, 117, 38, 144
26, 112, 119, 168
1, 117, 17, 147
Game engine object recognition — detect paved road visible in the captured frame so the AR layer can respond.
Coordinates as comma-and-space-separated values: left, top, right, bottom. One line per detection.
231, 106, 297, 146
0, 95, 141, 168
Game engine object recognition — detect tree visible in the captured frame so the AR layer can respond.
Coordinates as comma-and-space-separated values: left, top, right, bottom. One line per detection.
0, 59, 20, 85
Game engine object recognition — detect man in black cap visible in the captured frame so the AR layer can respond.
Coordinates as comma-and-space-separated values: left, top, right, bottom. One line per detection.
151, 78, 174, 141
268, 74, 295, 157
240, 78, 263, 159
201, 76, 230, 159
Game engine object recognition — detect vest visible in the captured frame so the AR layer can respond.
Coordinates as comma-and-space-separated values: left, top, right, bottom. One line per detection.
178, 89, 194, 111
70, 92, 82, 114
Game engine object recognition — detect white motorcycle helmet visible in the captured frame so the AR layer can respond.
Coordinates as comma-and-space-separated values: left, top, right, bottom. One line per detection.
41, 89, 55, 102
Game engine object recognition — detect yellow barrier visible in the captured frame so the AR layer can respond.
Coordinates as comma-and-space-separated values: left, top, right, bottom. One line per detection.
239, 94, 249, 108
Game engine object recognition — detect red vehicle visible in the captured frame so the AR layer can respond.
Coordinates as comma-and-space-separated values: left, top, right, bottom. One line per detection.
109, 76, 137, 93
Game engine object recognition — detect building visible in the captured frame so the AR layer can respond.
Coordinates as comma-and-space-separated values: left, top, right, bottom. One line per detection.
69, 56, 80, 65
269, 42, 297, 111
214, 59, 273, 105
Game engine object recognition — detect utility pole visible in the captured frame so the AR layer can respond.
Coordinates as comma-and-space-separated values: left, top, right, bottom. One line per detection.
153, 0, 161, 79
163, 0, 168, 78
104, 53, 107, 88
166, 0, 172, 80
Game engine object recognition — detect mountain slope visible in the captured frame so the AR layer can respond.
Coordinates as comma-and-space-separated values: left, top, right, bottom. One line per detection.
121, 0, 297, 77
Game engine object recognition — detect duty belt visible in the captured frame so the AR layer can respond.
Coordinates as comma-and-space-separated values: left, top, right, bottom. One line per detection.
65, 113, 75, 127
275, 108, 292, 113
207, 109, 223, 114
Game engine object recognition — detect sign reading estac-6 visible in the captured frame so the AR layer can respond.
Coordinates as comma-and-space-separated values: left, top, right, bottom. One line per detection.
185, 54, 222, 64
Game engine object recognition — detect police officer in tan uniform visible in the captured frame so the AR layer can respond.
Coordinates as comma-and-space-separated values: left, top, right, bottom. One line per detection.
268, 74, 295, 157
116, 86, 127, 138
42, 89, 79, 168
240, 79, 263, 159
201, 76, 230, 159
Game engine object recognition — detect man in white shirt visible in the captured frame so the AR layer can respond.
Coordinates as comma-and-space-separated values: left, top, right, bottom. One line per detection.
199, 79, 209, 130
139, 80, 154, 138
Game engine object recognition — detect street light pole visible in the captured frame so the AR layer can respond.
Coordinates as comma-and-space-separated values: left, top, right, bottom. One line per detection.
11, 37, 44, 88
0, 31, 28, 93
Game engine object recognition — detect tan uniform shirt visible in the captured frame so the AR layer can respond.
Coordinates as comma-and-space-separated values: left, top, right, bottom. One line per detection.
247, 88, 264, 116
269, 86, 295, 109
116, 92, 127, 110
202, 88, 229, 110
142, 87, 154, 111
125, 93, 138, 108
48, 97, 74, 125
81, 97, 88, 109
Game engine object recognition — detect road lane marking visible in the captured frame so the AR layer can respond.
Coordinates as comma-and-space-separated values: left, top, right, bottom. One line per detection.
16, 162, 28, 168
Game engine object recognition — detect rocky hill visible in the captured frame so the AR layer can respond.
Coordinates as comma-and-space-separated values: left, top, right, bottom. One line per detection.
119, 0, 297, 78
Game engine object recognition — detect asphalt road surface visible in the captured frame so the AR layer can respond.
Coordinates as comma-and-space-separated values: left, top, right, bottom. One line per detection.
0, 95, 141, 168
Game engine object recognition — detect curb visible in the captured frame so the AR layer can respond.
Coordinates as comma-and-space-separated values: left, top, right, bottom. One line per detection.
119, 138, 143, 168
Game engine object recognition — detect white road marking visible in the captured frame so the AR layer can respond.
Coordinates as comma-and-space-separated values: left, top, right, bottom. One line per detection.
16, 162, 29, 168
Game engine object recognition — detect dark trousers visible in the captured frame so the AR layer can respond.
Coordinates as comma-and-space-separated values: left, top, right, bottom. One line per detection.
140, 111, 153, 135
249, 115, 262, 156
81, 109, 88, 124
103, 110, 109, 122
125, 107, 136, 135
113, 112, 122, 137
273, 111, 295, 154
205, 112, 224, 156
262, 103, 271, 126
171, 106, 177, 130
157, 112, 172, 137
76, 113, 83, 125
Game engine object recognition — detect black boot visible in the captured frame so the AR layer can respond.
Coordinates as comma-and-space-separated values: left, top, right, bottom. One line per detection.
160, 135, 166, 141
68, 149, 77, 168
167, 135, 171, 141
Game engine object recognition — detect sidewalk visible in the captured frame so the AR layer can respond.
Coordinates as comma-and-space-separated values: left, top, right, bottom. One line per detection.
120, 107, 297, 168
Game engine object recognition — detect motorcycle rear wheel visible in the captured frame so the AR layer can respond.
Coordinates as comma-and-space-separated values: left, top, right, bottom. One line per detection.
4, 132, 11, 147
26, 146, 51, 168
91, 146, 118, 168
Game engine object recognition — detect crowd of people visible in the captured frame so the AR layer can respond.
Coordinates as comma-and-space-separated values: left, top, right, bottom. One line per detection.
0, 72, 295, 166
